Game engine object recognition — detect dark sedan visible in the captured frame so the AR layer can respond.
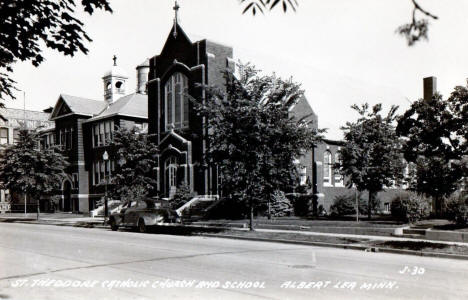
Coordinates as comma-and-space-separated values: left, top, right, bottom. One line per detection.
109, 197, 179, 233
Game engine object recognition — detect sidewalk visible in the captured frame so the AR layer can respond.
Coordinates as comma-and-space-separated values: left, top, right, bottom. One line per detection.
2, 213, 466, 246
0, 212, 104, 225
2, 213, 468, 259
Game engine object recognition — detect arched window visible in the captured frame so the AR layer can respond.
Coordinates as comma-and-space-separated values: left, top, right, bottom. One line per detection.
165, 72, 189, 130
323, 151, 332, 186
334, 152, 344, 186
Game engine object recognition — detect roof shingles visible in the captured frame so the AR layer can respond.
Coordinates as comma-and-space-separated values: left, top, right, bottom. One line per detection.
86, 93, 148, 122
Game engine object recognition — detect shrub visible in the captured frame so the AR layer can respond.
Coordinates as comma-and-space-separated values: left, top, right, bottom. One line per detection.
391, 192, 430, 223
170, 182, 195, 210
318, 204, 327, 216
445, 192, 468, 225
270, 190, 293, 217
390, 194, 407, 220
330, 193, 367, 217
286, 194, 312, 216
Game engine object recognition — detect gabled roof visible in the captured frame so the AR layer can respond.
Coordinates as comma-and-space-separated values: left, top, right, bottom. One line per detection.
84, 93, 147, 122
159, 23, 193, 58
50, 94, 107, 120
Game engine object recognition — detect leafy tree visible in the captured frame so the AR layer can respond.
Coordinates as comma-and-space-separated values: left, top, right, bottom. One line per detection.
0, 0, 112, 103
270, 190, 293, 217
195, 63, 323, 230
241, 0, 438, 46
396, 88, 467, 214
240, 0, 298, 15
108, 126, 158, 201
0, 128, 69, 214
396, 0, 438, 46
338, 103, 405, 220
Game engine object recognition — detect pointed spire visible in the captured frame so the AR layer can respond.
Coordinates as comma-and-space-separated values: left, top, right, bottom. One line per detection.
173, 1, 180, 38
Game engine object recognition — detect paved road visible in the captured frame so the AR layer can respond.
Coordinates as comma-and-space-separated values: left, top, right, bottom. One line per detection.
0, 223, 467, 300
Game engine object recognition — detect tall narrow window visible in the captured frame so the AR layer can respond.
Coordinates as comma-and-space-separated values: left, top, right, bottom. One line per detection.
66, 128, 72, 149
165, 72, 189, 130
13, 129, 19, 144
72, 173, 79, 189
94, 161, 100, 185
105, 160, 111, 177
109, 120, 114, 141
93, 124, 99, 147
60, 129, 65, 147
0, 128, 8, 144
104, 121, 110, 144
334, 152, 344, 186
100, 161, 105, 183
49, 133, 55, 146
99, 123, 105, 146
323, 151, 332, 186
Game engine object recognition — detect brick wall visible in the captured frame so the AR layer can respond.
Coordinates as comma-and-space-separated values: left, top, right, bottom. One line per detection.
205, 40, 233, 88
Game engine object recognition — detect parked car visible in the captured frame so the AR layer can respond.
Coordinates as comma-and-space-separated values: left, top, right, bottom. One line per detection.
108, 197, 179, 232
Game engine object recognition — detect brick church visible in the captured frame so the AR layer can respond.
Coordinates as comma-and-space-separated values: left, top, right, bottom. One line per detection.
39, 4, 405, 215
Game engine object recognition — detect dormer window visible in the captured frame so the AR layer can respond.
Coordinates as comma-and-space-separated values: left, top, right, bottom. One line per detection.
164, 72, 189, 131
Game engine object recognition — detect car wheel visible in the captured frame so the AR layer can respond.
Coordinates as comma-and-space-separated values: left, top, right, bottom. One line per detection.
138, 219, 146, 233
110, 218, 118, 231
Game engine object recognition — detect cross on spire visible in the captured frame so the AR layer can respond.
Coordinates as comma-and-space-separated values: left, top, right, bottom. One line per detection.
173, 1, 180, 38
112, 55, 117, 66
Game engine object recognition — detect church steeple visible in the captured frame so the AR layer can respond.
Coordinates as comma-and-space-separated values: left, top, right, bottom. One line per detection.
173, 1, 180, 38
102, 55, 128, 104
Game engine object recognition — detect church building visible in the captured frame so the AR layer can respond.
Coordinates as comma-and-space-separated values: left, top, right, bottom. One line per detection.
39, 3, 409, 216
146, 11, 236, 198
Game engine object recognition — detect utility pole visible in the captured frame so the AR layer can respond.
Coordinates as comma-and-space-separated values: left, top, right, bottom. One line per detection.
355, 188, 359, 223
23, 90, 27, 216
103, 151, 109, 225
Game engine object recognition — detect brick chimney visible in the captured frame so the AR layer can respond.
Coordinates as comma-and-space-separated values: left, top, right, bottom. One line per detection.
423, 76, 437, 101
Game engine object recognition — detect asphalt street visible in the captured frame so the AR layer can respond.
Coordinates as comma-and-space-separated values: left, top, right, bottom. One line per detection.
0, 223, 467, 300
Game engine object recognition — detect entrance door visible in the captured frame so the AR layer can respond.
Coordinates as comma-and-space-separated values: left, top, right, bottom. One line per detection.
165, 156, 178, 198
63, 181, 71, 212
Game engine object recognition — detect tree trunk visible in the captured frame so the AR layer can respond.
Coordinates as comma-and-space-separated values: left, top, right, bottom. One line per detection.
249, 200, 255, 231
368, 191, 372, 220
267, 198, 271, 220
36, 197, 40, 220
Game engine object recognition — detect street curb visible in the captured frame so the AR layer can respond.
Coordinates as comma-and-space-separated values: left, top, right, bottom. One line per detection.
199, 233, 468, 261
9, 220, 108, 229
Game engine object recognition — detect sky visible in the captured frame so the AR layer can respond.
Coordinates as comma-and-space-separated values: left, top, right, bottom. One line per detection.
7, 0, 468, 139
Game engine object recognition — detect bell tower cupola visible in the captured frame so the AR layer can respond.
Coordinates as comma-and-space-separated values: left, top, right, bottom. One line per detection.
102, 55, 128, 103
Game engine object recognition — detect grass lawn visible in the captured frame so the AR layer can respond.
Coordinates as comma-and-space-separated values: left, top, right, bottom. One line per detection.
198, 217, 404, 228
202, 229, 468, 256
218, 230, 370, 245
432, 224, 468, 232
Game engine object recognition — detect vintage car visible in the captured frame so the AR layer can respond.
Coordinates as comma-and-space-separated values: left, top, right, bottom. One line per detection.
108, 197, 179, 232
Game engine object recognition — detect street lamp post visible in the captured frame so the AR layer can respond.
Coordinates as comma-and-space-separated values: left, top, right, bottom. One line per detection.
355, 189, 359, 223
103, 151, 109, 224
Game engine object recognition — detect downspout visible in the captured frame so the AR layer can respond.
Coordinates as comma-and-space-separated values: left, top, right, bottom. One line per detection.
190, 64, 207, 195
312, 145, 318, 216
